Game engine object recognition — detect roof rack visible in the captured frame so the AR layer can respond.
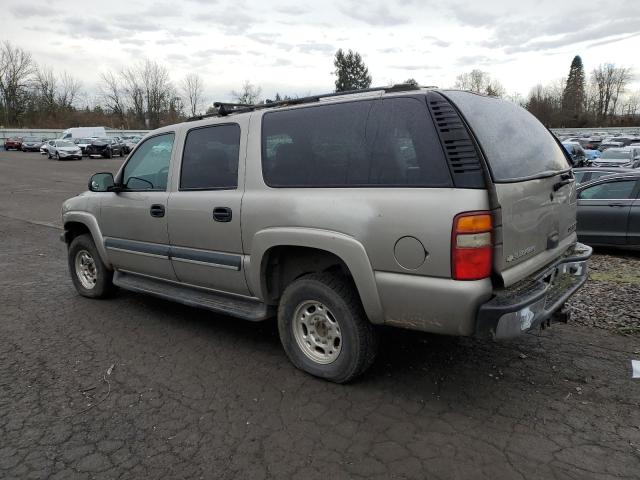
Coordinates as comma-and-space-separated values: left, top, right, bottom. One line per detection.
186, 83, 424, 122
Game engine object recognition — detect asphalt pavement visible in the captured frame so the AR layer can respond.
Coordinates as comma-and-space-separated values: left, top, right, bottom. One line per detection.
1, 150, 639, 479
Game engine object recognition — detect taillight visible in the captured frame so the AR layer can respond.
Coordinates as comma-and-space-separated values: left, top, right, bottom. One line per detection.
452, 211, 492, 280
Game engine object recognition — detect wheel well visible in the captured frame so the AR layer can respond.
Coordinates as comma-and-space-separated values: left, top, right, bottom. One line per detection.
63, 221, 91, 244
262, 246, 353, 303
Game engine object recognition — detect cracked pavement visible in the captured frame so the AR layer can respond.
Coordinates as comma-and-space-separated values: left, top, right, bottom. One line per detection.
1, 151, 639, 479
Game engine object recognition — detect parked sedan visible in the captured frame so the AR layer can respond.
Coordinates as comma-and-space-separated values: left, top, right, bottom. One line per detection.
48, 139, 83, 160
577, 172, 640, 247
86, 138, 124, 158
21, 136, 43, 152
3, 137, 22, 150
40, 140, 55, 155
123, 136, 141, 153
562, 142, 587, 166
73, 138, 94, 156
591, 147, 640, 168
573, 167, 635, 185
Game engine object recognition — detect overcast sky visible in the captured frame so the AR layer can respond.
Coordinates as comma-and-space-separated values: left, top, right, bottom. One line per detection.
2, 0, 639, 105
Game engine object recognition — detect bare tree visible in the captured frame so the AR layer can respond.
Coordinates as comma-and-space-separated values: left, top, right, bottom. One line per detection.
454, 69, 505, 97
34, 66, 57, 112
0, 41, 35, 126
181, 73, 204, 117
99, 71, 127, 127
591, 64, 632, 122
232, 80, 262, 105
57, 71, 82, 109
122, 59, 175, 128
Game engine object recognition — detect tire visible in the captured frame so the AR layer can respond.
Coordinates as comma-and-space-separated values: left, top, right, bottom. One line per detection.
55, 152, 60, 161
278, 272, 378, 383
47, 151, 52, 159
106, 149, 112, 159
67, 233, 115, 299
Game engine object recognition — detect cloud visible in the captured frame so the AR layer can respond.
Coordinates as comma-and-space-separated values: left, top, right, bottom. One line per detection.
297, 42, 335, 54
194, 9, 255, 35
390, 65, 442, 71
423, 35, 451, 48
195, 48, 242, 57
274, 5, 306, 15
339, 1, 409, 26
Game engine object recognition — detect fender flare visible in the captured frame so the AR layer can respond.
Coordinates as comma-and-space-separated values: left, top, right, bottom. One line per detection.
247, 227, 384, 324
62, 211, 112, 269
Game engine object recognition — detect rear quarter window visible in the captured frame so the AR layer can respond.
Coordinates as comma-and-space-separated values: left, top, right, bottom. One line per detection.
261, 97, 452, 188
443, 91, 570, 182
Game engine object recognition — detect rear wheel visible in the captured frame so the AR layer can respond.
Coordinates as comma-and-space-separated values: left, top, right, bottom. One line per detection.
278, 273, 378, 383
68, 234, 115, 298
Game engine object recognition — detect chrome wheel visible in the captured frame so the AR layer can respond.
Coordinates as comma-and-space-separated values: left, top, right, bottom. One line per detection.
293, 301, 342, 364
74, 249, 97, 289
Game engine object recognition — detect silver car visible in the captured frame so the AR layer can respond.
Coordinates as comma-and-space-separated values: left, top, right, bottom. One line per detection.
48, 139, 83, 160
61, 86, 592, 382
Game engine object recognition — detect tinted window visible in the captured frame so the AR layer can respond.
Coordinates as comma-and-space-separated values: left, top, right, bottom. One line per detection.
261, 98, 451, 187
573, 171, 587, 184
444, 91, 570, 182
579, 180, 636, 200
122, 133, 174, 190
181, 124, 240, 190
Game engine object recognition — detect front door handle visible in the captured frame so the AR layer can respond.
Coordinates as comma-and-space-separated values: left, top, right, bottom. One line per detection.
150, 204, 165, 218
213, 207, 232, 222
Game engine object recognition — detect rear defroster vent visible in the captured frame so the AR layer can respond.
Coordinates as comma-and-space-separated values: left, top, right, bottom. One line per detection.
426, 91, 485, 188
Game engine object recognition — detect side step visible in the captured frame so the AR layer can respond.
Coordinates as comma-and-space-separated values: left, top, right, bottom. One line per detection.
113, 271, 275, 321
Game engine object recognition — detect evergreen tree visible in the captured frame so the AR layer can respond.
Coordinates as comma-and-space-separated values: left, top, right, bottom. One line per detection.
403, 78, 419, 87
333, 49, 372, 92
562, 55, 585, 120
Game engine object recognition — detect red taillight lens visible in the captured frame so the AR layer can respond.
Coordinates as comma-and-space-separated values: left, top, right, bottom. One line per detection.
452, 212, 493, 281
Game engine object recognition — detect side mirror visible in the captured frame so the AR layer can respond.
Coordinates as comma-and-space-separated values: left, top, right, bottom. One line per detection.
89, 172, 117, 192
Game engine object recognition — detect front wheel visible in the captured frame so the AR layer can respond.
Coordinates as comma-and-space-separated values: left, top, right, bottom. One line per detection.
278, 273, 378, 383
68, 234, 115, 298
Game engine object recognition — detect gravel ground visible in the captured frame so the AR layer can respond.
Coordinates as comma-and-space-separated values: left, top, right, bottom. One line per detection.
568, 251, 640, 335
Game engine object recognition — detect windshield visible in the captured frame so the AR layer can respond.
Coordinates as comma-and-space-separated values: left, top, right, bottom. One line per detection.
443, 91, 570, 182
59, 141, 75, 148
601, 150, 630, 159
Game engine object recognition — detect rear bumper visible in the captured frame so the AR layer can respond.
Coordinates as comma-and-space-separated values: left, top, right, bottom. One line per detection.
475, 242, 592, 339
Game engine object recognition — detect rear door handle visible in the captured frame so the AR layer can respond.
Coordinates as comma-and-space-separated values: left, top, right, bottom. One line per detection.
150, 204, 165, 218
213, 207, 232, 222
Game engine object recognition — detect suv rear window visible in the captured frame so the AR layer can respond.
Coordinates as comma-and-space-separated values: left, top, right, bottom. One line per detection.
261, 97, 451, 188
443, 91, 570, 182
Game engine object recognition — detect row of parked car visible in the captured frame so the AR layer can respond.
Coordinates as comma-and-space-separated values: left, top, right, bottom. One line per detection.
559, 131, 640, 169
3, 135, 142, 160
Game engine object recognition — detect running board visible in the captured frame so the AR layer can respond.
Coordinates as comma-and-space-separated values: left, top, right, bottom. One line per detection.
113, 271, 275, 321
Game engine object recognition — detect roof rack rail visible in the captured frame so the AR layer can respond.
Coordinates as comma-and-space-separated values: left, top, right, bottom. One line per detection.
186, 83, 424, 121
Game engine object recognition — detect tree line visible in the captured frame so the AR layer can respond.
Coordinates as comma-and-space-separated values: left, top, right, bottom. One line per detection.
0, 40, 637, 130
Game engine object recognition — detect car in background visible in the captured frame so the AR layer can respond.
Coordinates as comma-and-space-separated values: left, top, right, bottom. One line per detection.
3, 137, 22, 150
40, 139, 55, 155
598, 141, 624, 152
592, 147, 640, 168
573, 167, 635, 185
583, 149, 601, 161
48, 139, 83, 160
577, 171, 640, 248
123, 136, 142, 153
562, 142, 587, 166
21, 136, 43, 152
86, 138, 124, 158
73, 138, 94, 156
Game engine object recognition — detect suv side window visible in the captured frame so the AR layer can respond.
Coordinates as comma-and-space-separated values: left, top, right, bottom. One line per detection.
579, 180, 636, 200
261, 98, 451, 188
122, 133, 174, 191
180, 124, 240, 190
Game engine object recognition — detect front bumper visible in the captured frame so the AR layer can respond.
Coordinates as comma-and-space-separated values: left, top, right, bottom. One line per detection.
476, 242, 592, 339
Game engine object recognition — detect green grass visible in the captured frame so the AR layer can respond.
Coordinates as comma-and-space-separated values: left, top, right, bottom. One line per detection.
589, 271, 640, 284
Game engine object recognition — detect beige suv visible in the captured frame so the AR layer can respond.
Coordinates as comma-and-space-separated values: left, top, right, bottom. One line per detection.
61, 85, 591, 382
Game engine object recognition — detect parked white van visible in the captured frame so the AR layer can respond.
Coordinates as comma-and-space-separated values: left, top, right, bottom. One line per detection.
61, 127, 107, 140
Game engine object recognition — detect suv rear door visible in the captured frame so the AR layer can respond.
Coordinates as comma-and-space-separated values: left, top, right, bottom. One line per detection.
443, 91, 576, 286
167, 120, 250, 296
